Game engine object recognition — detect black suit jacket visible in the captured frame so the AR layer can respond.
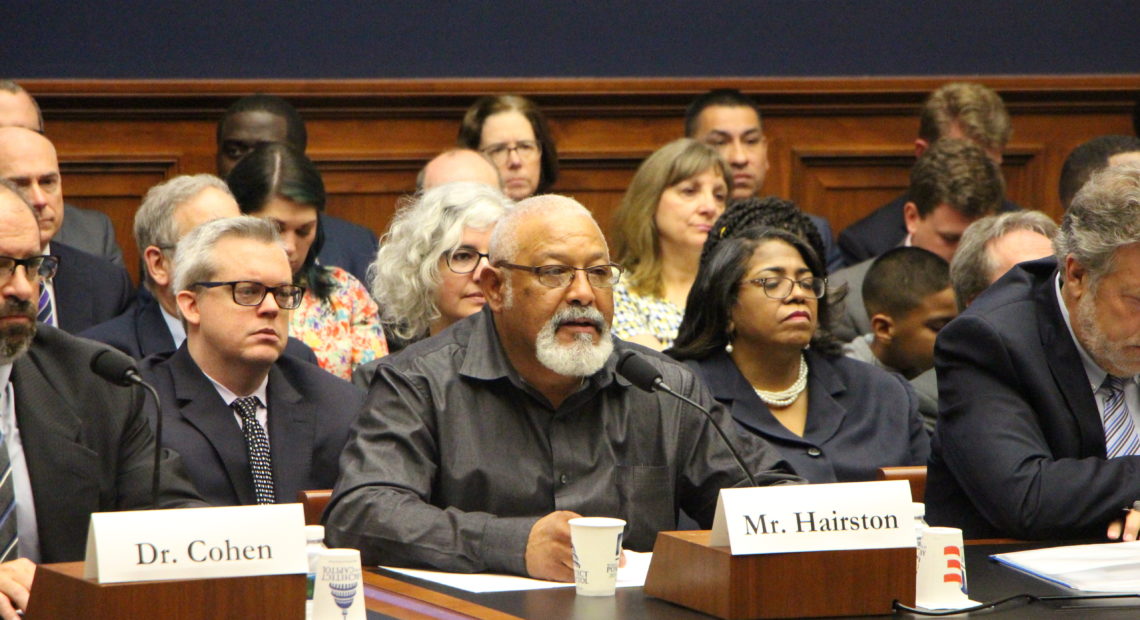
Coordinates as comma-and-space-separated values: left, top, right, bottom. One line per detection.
926, 257, 1140, 539
80, 290, 319, 365
318, 215, 377, 287
836, 193, 1021, 267
50, 241, 134, 334
13, 326, 203, 562
140, 345, 362, 506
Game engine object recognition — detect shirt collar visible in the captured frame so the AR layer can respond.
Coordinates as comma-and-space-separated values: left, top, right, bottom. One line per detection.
202, 370, 269, 406
160, 306, 186, 348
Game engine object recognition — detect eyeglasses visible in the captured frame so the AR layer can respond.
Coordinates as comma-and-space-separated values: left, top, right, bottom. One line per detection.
744, 276, 826, 300
0, 255, 59, 287
193, 281, 306, 309
480, 140, 541, 165
445, 247, 491, 274
496, 262, 623, 289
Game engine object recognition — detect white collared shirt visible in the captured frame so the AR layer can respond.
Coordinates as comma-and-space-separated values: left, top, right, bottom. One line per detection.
0, 364, 41, 562
40, 242, 59, 327
201, 372, 270, 443
160, 306, 185, 348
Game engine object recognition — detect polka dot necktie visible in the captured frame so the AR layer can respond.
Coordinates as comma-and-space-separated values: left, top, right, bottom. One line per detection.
231, 396, 275, 504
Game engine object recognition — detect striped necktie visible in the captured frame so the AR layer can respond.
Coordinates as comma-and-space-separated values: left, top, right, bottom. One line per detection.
232, 396, 275, 504
1101, 376, 1140, 458
0, 383, 18, 562
36, 283, 54, 327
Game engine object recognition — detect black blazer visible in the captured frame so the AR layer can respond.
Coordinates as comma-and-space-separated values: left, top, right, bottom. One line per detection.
13, 326, 203, 562
50, 241, 133, 334
80, 290, 319, 365
926, 257, 1140, 539
140, 345, 362, 506
685, 349, 928, 483
318, 215, 378, 287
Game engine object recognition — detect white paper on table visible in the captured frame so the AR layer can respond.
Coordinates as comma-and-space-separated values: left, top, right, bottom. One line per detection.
381, 551, 652, 593
991, 541, 1140, 592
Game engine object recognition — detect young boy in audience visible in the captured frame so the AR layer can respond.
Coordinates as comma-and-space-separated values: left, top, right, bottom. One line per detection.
843, 247, 957, 381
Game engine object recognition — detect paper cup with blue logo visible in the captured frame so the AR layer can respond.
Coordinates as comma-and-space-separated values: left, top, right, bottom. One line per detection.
312, 548, 366, 619
569, 517, 625, 596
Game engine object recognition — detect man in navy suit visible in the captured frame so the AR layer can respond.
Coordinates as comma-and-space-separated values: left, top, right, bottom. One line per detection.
215, 94, 378, 284
927, 163, 1140, 541
0, 126, 132, 333
141, 216, 360, 506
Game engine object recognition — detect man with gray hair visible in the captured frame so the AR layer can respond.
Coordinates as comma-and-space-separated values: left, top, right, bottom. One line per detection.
139, 216, 360, 506
949, 210, 1058, 311
927, 163, 1140, 541
326, 194, 799, 581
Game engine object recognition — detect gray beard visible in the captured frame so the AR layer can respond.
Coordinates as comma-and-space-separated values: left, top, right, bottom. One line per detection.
534, 306, 613, 377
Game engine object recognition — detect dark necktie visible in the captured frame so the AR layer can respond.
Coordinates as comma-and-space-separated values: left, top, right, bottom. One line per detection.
36, 284, 54, 326
0, 383, 18, 561
231, 396, 275, 504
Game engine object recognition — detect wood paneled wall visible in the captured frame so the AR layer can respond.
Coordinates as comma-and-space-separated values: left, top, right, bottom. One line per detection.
21, 76, 1139, 281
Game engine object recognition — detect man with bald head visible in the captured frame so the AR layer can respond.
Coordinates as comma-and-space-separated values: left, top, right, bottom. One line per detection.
418, 148, 502, 191
0, 81, 124, 265
0, 127, 132, 333
326, 194, 798, 581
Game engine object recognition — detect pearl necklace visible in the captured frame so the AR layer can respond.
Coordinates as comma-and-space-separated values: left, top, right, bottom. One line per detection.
753, 353, 808, 408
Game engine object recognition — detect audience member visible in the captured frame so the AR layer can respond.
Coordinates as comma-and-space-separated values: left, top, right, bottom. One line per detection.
0, 127, 132, 333
78, 174, 316, 363
0, 181, 202, 615
418, 148, 501, 191
324, 195, 800, 579
837, 82, 1019, 266
1058, 135, 1140, 209
610, 138, 728, 350
670, 226, 927, 483
686, 88, 842, 271
0, 80, 124, 266
927, 163, 1140, 540
140, 217, 361, 506
950, 210, 1058, 311
216, 94, 378, 285
228, 143, 386, 380
354, 182, 512, 386
457, 95, 558, 201
829, 138, 1004, 341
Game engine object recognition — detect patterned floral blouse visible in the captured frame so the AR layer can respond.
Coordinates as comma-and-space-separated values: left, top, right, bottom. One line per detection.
291, 266, 387, 380
611, 281, 684, 349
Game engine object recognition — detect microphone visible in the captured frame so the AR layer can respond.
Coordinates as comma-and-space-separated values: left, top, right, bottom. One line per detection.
90, 348, 165, 509
616, 350, 758, 487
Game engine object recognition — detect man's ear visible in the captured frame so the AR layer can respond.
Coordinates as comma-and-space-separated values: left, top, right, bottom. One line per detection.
176, 289, 200, 327
914, 138, 930, 159
903, 202, 921, 235
143, 245, 170, 287
1062, 254, 1089, 299
870, 313, 895, 345
480, 266, 506, 312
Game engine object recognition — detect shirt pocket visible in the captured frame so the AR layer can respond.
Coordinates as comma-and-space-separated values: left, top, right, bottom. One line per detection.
616, 464, 673, 551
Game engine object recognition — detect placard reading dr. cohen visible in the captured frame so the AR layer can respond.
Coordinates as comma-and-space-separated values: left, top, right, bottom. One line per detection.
710, 480, 915, 555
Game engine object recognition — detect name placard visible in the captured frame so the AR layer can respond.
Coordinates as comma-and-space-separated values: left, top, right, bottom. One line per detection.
83, 504, 307, 583
709, 480, 915, 555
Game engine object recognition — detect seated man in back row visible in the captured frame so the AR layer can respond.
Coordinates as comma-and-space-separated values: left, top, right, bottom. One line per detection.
325, 195, 800, 580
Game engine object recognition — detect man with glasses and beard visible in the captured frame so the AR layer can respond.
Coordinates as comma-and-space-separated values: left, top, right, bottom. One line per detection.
0, 181, 202, 617
927, 164, 1140, 542
325, 194, 799, 581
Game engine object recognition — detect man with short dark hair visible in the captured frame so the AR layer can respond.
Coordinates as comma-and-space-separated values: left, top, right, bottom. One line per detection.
1058, 135, 1140, 209
686, 89, 842, 271
325, 195, 799, 580
829, 139, 1004, 341
141, 216, 360, 506
928, 163, 1140, 541
838, 82, 1020, 266
216, 95, 378, 285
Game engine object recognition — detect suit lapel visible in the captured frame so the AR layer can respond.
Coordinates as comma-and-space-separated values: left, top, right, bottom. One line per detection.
137, 297, 177, 357
798, 351, 847, 444
701, 352, 811, 445
265, 364, 314, 503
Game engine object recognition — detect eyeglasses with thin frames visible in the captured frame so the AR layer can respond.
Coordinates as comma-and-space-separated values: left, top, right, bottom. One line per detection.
193, 281, 306, 309
480, 140, 541, 165
743, 276, 826, 300
495, 262, 623, 289
0, 255, 59, 287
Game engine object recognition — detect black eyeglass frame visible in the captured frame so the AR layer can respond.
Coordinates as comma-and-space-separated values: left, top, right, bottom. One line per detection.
0, 255, 60, 284
743, 276, 827, 300
192, 280, 307, 309
495, 262, 623, 289
444, 248, 492, 275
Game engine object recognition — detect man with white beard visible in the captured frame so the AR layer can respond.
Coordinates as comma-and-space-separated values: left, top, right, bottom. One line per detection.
325, 194, 799, 581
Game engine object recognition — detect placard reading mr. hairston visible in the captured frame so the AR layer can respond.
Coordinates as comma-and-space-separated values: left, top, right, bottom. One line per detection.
83, 504, 307, 583
709, 480, 915, 555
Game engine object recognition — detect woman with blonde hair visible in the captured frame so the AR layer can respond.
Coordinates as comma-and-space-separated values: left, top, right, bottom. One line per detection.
611, 138, 730, 350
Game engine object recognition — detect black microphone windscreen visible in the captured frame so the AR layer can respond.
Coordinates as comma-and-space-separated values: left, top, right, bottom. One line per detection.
616, 350, 663, 392
90, 348, 140, 387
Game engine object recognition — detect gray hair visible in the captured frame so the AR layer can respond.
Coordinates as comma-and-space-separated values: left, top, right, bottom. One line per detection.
134, 174, 232, 254
172, 216, 283, 293
371, 182, 512, 340
0, 80, 43, 132
951, 210, 1059, 311
488, 194, 597, 264
1055, 163, 1140, 283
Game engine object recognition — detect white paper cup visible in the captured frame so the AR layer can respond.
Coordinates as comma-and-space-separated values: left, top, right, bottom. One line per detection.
568, 517, 626, 596
312, 548, 366, 620
916, 526, 974, 610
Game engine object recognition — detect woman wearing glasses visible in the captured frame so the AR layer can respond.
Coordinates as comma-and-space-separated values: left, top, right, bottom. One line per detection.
610, 138, 730, 350
669, 225, 928, 483
227, 143, 386, 381
458, 95, 559, 201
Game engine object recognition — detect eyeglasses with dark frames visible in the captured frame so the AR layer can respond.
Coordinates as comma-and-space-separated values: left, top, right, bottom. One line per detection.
445, 247, 492, 275
0, 255, 59, 287
193, 281, 306, 309
479, 140, 541, 165
495, 262, 623, 289
743, 276, 827, 300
